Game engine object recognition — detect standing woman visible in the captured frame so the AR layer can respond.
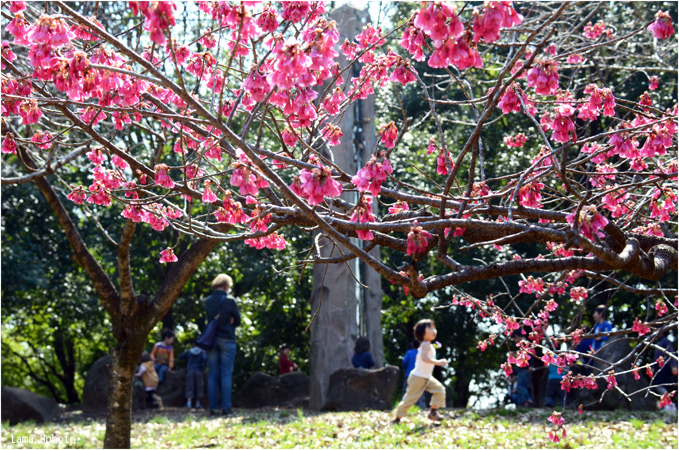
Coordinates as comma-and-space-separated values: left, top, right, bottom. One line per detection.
204, 273, 241, 415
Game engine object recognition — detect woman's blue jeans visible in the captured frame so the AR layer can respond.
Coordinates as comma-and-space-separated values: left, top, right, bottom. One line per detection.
207, 338, 236, 411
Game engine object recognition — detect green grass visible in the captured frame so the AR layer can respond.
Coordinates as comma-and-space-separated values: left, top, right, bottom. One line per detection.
2, 408, 677, 449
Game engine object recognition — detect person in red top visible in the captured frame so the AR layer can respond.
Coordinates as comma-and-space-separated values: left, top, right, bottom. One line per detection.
279, 344, 298, 374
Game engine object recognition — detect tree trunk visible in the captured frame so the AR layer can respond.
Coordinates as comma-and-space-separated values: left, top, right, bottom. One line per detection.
308, 5, 381, 410
104, 333, 146, 449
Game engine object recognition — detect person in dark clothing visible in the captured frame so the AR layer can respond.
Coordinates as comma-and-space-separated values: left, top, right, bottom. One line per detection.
204, 273, 241, 415
652, 330, 678, 410
352, 336, 375, 369
179, 342, 207, 408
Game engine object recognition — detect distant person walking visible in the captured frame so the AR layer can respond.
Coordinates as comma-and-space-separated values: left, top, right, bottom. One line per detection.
352, 336, 375, 369
204, 273, 241, 415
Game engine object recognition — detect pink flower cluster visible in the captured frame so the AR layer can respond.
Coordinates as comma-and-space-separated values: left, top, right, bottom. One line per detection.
551, 104, 576, 143
504, 133, 527, 147
130, 1, 177, 45
527, 60, 559, 95
566, 205, 609, 240
289, 156, 343, 206
352, 151, 393, 196
519, 276, 545, 297
472, 1, 523, 43
245, 232, 287, 250
406, 221, 432, 256
578, 84, 616, 120
583, 21, 609, 40
648, 11, 674, 40
159, 247, 178, 263
632, 318, 651, 336
518, 181, 544, 208
230, 152, 269, 197
351, 195, 376, 241
656, 300, 669, 317
379, 122, 399, 148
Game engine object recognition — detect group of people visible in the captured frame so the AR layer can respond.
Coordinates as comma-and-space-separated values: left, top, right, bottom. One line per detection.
136, 274, 241, 415
134, 277, 676, 419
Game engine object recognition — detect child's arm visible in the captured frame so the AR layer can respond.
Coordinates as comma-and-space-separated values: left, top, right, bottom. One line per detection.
150, 343, 158, 361
135, 365, 146, 377
419, 342, 449, 366
169, 347, 174, 370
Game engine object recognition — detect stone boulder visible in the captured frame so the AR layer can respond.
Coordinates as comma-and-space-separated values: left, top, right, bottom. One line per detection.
566, 338, 656, 411
322, 365, 400, 411
1, 387, 60, 425
83, 355, 210, 411
82, 355, 146, 412
234, 372, 309, 408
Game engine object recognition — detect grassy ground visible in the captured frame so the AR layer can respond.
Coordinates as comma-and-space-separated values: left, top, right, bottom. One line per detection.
2, 407, 677, 449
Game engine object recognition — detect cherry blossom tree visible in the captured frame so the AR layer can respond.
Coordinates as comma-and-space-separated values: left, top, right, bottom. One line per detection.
1, 0, 676, 447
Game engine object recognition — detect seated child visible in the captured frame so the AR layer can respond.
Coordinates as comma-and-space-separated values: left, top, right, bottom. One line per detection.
151, 329, 175, 383
279, 344, 298, 374
352, 337, 375, 369
136, 351, 161, 409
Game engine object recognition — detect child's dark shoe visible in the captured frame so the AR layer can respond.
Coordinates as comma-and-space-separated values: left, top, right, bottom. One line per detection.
427, 410, 444, 421
391, 417, 401, 425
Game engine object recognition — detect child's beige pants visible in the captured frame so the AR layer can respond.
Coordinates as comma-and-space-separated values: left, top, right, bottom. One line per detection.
394, 373, 446, 418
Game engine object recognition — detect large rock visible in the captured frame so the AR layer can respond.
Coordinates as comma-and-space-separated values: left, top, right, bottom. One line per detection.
566, 338, 656, 411
322, 365, 400, 411
1, 386, 60, 425
82, 355, 145, 412
83, 355, 202, 411
234, 372, 309, 408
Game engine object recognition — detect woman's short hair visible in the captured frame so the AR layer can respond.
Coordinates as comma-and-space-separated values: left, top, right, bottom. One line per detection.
354, 336, 371, 354
413, 319, 434, 343
211, 273, 233, 291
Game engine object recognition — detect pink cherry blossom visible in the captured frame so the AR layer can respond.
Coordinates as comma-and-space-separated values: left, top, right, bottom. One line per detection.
30, 130, 53, 149
322, 87, 346, 116
567, 53, 585, 64
289, 155, 342, 206
414, 2, 463, 42
6, 11, 31, 46
632, 318, 651, 336
154, 163, 175, 189
67, 186, 88, 204
407, 221, 432, 256
655, 299, 669, 317
570, 286, 588, 303
202, 181, 218, 204
321, 124, 343, 147
352, 151, 393, 196
527, 60, 559, 95
518, 181, 544, 208
350, 194, 376, 241
519, 276, 545, 297
379, 121, 398, 148
399, 26, 427, 62
472, 1, 523, 43
551, 104, 576, 143
19, 100, 43, 125
388, 201, 409, 215
649, 76, 660, 91
159, 247, 178, 263
583, 21, 608, 39
2, 132, 18, 155
648, 11, 674, 40
504, 133, 527, 147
